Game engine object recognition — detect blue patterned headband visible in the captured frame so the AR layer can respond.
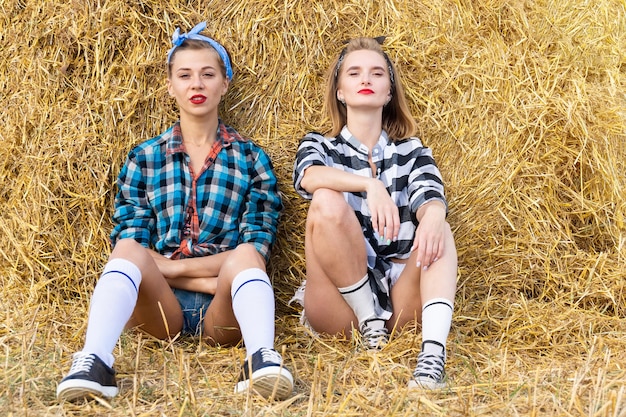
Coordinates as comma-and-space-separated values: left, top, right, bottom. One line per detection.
167, 22, 233, 81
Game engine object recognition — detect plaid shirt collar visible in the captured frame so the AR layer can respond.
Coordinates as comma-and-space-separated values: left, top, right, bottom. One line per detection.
166, 119, 238, 155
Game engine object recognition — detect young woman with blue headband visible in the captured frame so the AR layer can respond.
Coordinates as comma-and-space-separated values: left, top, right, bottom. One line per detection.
57, 22, 293, 402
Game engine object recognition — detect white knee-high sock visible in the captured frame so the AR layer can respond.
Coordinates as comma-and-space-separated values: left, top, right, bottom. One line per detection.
338, 274, 385, 331
82, 258, 142, 368
421, 298, 454, 355
231, 268, 275, 357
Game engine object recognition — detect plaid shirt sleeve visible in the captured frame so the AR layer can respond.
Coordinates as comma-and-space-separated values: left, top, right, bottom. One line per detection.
239, 145, 283, 261
110, 147, 155, 247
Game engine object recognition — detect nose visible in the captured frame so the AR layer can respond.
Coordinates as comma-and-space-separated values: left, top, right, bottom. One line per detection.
360, 73, 371, 85
191, 74, 204, 89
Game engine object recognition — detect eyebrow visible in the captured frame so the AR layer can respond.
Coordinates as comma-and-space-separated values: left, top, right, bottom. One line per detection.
344, 64, 387, 72
175, 65, 218, 72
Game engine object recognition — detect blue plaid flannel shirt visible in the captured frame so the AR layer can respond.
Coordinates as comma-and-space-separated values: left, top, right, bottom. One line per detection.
111, 120, 282, 261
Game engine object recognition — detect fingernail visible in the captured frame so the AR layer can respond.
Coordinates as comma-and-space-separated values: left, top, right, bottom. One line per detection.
416, 261, 421, 268
386, 239, 391, 245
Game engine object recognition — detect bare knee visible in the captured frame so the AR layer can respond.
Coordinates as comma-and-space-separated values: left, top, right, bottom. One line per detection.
442, 221, 458, 261
219, 244, 265, 284
308, 188, 353, 227
110, 238, 151, 265
111, 238, 143, 252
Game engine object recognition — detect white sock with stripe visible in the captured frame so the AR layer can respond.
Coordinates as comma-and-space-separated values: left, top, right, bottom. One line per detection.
82, 258, 142, 368
421, 297, 454, 355
231, 268, 275, 357
338, 274, 385, 331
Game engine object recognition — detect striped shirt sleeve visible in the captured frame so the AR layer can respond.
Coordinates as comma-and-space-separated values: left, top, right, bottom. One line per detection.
406, 144, 448, 215
293, 132, 329, 199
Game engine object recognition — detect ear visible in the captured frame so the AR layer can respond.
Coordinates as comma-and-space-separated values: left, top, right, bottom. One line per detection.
167, 78, 174, 97
221, 78, 230, 96
336, 89, 344, 102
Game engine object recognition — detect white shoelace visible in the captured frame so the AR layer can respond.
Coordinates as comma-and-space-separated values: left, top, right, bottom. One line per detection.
361, 323, 389, 349
68, 352, 95, 375
413, 352, 445, 380
259, 347, 282, 364
363, 327, 389, 341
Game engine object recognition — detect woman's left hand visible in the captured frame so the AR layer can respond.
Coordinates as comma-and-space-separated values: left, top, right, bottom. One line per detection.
411, 202, 447, 270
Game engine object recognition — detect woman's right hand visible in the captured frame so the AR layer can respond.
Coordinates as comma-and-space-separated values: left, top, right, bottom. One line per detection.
366, 179, 400, 244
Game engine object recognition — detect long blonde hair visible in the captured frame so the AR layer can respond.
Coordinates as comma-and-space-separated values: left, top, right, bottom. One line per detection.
324, 37, 417, 141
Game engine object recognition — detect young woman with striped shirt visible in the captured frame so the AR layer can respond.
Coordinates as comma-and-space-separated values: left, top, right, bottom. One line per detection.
292, 37, 458, 389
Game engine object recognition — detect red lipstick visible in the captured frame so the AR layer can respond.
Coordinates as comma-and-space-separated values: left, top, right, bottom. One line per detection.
190, 95, 206, 104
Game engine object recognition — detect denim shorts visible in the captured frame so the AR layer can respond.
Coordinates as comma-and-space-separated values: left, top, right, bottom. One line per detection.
172, 288, 214, 336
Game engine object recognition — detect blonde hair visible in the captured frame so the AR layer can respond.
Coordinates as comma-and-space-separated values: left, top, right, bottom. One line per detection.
324, 37, 417, 141
167, 39, 231, 80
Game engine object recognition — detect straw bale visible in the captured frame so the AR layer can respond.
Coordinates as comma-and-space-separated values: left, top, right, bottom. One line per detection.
1, 0, 625, 415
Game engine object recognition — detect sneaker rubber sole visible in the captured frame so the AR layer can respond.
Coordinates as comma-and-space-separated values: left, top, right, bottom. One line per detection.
57, 379, 119, 401
235, 366, 294, 400
407, 376, 446, 390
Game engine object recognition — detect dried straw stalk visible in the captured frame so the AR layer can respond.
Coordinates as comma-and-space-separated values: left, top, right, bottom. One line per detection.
1, 0, 625, 415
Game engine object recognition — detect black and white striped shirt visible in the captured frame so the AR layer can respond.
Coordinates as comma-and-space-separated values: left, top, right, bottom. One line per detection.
293, 126, 447, 265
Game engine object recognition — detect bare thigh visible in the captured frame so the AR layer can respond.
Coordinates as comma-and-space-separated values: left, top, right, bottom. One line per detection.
302, 189, 367, 336
389, 222, 457, 329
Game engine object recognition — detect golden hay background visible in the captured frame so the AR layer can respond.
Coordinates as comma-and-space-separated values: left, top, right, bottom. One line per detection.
1, 0, 625, 415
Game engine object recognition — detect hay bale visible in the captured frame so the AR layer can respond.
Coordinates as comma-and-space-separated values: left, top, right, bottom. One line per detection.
1, 0, 625, 415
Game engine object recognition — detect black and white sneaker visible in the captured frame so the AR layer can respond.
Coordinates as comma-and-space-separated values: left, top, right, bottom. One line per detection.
360, 318, 389, 351
57, 352, 118, 401
234, 347, 293, 400
408, 342, 447, 390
